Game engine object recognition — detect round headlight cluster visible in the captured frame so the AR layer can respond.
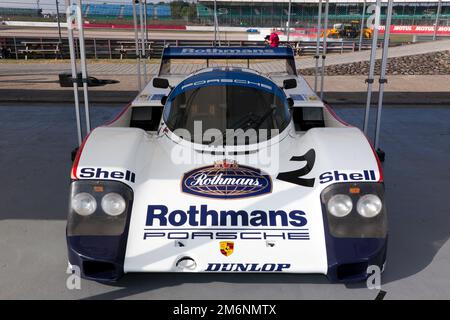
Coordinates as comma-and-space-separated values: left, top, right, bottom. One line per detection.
327, 194, 353, 217
101, 192, 126, 216
72, 192, 126, 216
72, 192, 97, 216
356, 194, 382, 218
327, 193, 382, 218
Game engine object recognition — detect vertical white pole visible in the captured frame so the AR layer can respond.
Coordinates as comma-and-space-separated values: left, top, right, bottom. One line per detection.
363, 0, 381, 134
214, 0, 218, 45
56, 0, 63, 58
374, 0, 394, 151
433, 0, 442, 41
132, 0, 142, 91
319, 0, 329, 100
65, 0, 82, 146
76, 0, 91, 134
359, 0, 366, 51
287, 0, 292, 42
314, 0, 323, 92
144, 0, 148, 43
139, 0, 147, 84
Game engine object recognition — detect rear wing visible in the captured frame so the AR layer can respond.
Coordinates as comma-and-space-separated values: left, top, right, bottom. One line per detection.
158, 46, 297, 76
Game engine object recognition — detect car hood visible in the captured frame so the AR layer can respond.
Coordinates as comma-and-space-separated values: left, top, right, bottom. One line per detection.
73, 125, 381, 273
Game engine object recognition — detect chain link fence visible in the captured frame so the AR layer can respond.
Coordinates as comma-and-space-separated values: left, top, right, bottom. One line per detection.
0, 1, 449, 28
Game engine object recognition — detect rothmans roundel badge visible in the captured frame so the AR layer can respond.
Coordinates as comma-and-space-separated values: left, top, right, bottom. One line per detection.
181, 160, 272, 199
220, 241, 234, 257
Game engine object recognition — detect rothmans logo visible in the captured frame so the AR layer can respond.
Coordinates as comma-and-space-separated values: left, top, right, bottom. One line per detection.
182, 160, 272, 199
181, 48, 275, 55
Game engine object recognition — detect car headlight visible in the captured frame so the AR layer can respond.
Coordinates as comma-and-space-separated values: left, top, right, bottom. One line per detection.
67, 180, 133, 236
320, 182, 387, 238
327, 194, 353, 217
357, 194, 382, 218
72, 192, 97, 216
101, 193, 126, 216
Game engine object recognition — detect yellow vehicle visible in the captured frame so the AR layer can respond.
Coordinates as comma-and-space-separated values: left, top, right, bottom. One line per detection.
324, 21, 372, 39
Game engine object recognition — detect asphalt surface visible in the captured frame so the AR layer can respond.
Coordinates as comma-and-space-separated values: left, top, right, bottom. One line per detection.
0, 27, 248, 41
0, 103, 449, 299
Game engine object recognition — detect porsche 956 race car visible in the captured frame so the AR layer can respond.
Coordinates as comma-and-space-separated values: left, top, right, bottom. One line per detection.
67, 46, 387, 283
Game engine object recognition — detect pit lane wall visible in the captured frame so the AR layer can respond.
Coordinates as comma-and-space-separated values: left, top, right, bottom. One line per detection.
2, 21, 186, 30
378, 25, 450, 35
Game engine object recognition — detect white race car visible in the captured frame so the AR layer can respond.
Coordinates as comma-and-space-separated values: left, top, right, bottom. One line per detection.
67, 46, 387, 283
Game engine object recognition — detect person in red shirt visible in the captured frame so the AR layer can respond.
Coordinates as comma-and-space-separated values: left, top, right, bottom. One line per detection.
268, 29, 280, 48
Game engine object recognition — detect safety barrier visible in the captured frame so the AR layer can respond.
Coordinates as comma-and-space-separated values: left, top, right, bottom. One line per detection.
0, 36, 382, 60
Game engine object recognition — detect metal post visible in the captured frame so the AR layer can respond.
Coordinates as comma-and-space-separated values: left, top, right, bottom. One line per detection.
55, 0, 63, 58
314, 0, 323, 92
13, 36, 18, 60
93, 38, 97, 59
374, 0, 393, 152
139, 0, 147, 84
74, 37, 78, 59
363, 0, 381, 134
287, 0, 292, 42
65, 0, 82, 146
319, 0, 329, 100
76, 0, 91, 134
214, 0, 218, 46
144, 0, 148, 43
433, 0, 442, 40
358, 0, 366, 51
132, 0, 142, 91
108, 39, 112, 59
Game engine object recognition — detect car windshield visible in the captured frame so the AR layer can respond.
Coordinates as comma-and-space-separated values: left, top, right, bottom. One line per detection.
163, 82, 291, 145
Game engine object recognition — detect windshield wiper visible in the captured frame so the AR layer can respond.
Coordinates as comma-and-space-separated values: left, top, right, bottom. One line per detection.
208, 108, 276, 147
208, 113, 259, 146
209, 130, 226, 147
248, 106, 276, 131
228, 112, 261, 131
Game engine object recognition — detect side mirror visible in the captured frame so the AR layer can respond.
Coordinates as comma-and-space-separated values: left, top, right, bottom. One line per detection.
161, 95, 168, 106
283, 79, 297, 90
287, 97, 294, 108
153, 77, 170, 89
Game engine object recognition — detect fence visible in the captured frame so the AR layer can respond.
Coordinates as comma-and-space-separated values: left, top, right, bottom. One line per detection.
0, 36, 381, 60
1, 1, 449, 28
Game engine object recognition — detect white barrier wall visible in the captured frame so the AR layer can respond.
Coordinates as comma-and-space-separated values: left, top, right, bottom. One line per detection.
4, 21, 68, 28
185, 26, 250, 32
4, 21, 450, 37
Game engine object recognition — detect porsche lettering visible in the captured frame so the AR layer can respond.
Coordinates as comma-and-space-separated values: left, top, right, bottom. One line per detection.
181, 78, 272, 91
142, 231, 310, 241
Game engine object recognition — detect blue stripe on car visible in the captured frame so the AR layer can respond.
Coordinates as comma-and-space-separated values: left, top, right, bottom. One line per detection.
169, 69, 286, 101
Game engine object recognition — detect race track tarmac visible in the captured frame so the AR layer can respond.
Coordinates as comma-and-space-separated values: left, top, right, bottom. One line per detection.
0, 27, 249, 41
0, 103, 449, 299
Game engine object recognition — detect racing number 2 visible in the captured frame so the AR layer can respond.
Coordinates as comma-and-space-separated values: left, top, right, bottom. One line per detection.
276, 149, 316, 188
